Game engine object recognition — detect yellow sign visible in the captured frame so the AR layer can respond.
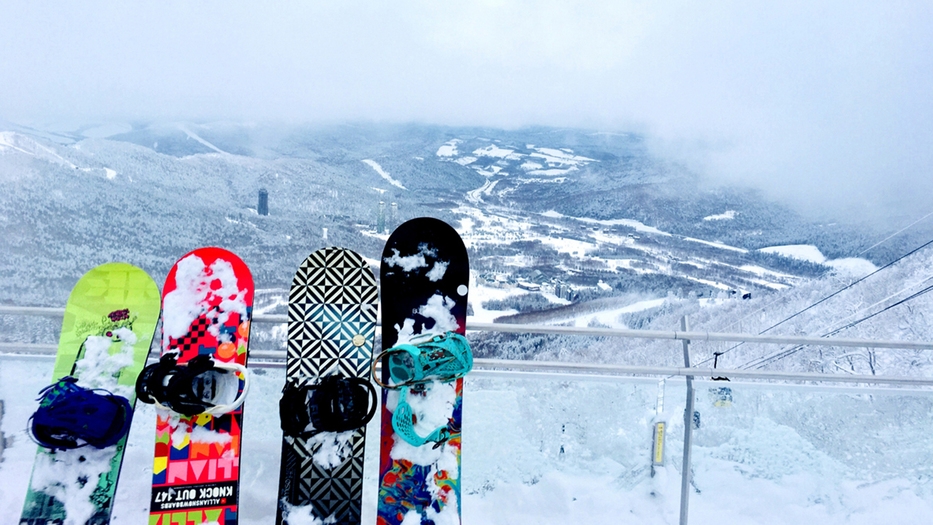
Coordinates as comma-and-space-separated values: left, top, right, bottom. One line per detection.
653, 422, 665, 465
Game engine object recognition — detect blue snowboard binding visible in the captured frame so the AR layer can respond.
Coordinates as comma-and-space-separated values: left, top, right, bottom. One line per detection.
28, 376, 132, 450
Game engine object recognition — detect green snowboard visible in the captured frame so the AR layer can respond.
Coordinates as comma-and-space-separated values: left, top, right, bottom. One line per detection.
20, 262, 161, 525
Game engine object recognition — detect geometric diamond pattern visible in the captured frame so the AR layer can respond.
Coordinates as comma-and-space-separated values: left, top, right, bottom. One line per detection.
278, 247, 378, 525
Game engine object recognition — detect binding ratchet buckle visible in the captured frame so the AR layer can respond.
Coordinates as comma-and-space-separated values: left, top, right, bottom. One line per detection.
371, 332, 473, 390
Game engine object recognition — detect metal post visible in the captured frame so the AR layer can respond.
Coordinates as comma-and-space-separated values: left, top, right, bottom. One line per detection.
679, 315, 694, 525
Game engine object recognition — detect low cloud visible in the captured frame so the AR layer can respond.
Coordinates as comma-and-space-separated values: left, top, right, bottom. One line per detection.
1, 0, 930, 220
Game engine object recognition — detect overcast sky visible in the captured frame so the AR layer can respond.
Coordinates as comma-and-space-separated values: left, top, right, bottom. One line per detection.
2, 1, 931, 220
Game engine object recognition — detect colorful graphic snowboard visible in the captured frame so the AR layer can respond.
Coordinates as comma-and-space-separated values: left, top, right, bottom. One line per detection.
276, 247, 378, 524
376, 218, 469, 525
146, 247, 253, 525
20, 263, 161, 525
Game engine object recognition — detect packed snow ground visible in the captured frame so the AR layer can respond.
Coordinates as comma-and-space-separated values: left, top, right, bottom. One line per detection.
2, 356, 933, 524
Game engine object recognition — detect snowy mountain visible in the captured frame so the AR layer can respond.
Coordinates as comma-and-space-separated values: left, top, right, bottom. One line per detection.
1, 121, 929, 378
0, 122, 886, 300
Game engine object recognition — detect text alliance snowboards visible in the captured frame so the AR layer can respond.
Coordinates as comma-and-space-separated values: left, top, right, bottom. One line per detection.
140, 247, 254, 525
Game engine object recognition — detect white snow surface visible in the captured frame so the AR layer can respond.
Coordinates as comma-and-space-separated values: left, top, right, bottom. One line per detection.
28, 446, 120, 525
683, 237, 748, 253
703, 210, 737, 221
426, 261, 448, 282
436, 139, 461, 157
0, 131, 79, 168
467, 282, 526, 322
13, 325, 145, 525
826, 257, 878, 276
361, 159, 407, 190
305, 431, 355, 470
761, 245, 878, 276
279, 500, 335, 524
383, 245, 440, 274
177, 125, 226, 154
530, 147, 595, 164
190, 425, 234, 445
161, 254, 249, 345
73, 330, 136, 396
541, 210, 672, 237
572, 298, 666, 327
761, 244, 827, 263
472, 145, 515, 158
2, 358, 933, 524
525, 167, 577, 176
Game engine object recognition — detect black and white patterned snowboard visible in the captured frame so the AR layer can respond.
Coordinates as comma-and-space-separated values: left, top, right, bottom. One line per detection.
276, 247, 379, 525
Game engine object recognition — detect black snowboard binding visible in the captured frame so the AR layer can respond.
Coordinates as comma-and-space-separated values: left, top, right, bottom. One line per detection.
136, 353, 249, 417
279, 375, 378, 438
28, 376, 132, 450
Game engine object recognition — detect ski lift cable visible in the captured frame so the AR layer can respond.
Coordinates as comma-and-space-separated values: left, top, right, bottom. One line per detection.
742, 277, 933, 370
746, 281, 933, 370
856, 208, 933, 257
712, 209, 933, 338
697, 235, 933, 368
825, 282, 933, 337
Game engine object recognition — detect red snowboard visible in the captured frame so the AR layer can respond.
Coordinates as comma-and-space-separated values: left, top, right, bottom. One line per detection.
147, 247, 253, 525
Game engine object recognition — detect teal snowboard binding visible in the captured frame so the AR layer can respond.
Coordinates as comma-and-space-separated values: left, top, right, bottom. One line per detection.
372, 332, 472, 447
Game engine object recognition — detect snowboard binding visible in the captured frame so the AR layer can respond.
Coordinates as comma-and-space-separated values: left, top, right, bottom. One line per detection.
28, 376, 132, 450
135, 353, 249, 417
279, 375, 378, 438
371, 332, 473, 390
392, 385, 462, 448
373, 332, 472, 447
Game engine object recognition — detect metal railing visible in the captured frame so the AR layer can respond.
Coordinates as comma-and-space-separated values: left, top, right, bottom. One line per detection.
3, 305, 933, 386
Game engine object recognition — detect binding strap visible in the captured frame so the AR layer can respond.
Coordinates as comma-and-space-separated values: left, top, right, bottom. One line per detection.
28, 376, 132, 450
372, 332, 473, 390
392, 386, 460, 448
136, 353, 249, 417
280, 375, 378, 438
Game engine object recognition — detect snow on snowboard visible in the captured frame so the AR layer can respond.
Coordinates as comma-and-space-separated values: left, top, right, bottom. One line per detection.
376, 218, 472, 525
20, 262, 161, 525
276, 247, 379, 524
136, 247, 253, 525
